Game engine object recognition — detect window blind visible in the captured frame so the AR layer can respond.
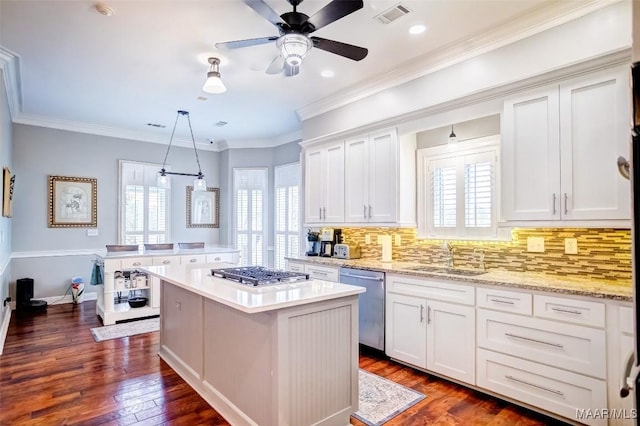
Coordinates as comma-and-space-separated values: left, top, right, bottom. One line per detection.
274, 163, 300, 270
234, 168, 268, 266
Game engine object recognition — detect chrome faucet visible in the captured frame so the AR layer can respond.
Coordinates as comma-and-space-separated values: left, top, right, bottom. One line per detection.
474, 248, 486, 271
442, 240, 454, 268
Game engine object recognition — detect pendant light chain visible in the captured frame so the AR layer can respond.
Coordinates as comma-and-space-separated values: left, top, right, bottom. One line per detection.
161, 112, 182, 170
185, 111, 203, 177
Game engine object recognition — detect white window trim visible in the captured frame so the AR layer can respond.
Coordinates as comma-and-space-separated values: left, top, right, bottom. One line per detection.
233, 167, 268, 266
118, 160, 171, 245
417, 135, 508, 241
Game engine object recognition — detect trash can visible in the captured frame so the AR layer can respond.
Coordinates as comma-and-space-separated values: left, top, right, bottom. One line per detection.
71, 276, 84, 304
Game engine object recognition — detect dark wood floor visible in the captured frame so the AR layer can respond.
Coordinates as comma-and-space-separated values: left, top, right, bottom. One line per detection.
0, 301, 562, 425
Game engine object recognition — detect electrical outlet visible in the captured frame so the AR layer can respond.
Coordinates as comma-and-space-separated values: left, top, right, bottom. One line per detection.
565, 238, 578, 254
365, 234, 371, 244
527, 236, 545, 253
394, 234, 402, 246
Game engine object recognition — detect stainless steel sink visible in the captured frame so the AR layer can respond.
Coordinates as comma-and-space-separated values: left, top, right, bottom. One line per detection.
407, 265, 487, 276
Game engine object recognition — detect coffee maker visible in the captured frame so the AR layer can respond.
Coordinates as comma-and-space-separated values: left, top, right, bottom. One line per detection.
320, 228, 342, 257
305, 230, 320, 256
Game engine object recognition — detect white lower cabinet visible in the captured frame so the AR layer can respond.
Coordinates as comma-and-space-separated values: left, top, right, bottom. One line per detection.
385, 274, 475, 385
477, 349, 607, 426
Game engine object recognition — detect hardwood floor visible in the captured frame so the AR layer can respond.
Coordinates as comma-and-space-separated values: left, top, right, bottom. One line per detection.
0, 301, 563, 425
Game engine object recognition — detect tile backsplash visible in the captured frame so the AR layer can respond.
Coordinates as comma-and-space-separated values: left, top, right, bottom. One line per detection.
337, 227, 631, 283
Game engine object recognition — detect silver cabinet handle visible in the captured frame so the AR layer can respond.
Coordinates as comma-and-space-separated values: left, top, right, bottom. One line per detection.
339, 273, 384, 281
552, 193, 557, 215
551, 307, 582, 315
368, 205, 372, 218
322, 207, 326, 220
564, 193, 568, 215
490, 298, 515, 305
162, 260, 170, 264
189, 258, 197, 263
427, 305, 432, 324
310, 270, 328, 276
364, 205, 367, 219
132, 262, 142, 266
505, 375, 564, 396
319, 207, 322, 219
505, 332, 564, 348
420, 305, 424, 323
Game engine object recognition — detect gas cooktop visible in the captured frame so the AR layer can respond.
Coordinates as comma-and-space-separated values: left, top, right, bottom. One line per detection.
211, 266, 310, 287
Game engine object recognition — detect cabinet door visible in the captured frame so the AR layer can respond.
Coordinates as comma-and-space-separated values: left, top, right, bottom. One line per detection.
385, 293, 426, 368
305, 147, 325, 223
426, 301, 475, 385
368, 129, 397, 223
323, 142, 345, 222
501, 86, 560, 221
559, 67, 630, 220
344, 136, 369, 222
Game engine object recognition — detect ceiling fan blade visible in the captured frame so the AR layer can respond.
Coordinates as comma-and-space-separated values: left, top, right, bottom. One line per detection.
265, 55, 285, 75
215, 36, 278, 49
284, 62, 300, 77
306, 0, 363, 32
243, 0, 286, 28
311, 36, 368, 61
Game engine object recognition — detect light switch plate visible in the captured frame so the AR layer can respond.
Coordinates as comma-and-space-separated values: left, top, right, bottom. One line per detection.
565, 238, 578, 254
527, 236, 545, 253
394, 234, 402, 246
365, 234, 371, 244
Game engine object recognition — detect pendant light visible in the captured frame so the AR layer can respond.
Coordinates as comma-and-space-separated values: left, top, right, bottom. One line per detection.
448, 125, 457, 144
158, 110, 207, 191
202, 57, 226, 94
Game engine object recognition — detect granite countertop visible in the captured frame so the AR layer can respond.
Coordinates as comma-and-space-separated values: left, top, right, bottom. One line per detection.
286, 256, 633, 302
142, 265, 365, 314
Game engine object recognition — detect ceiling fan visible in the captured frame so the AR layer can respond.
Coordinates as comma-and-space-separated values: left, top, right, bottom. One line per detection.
215, 0, 368, 77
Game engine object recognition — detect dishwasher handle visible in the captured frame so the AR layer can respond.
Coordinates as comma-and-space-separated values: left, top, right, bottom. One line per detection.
339, 273, 384, 281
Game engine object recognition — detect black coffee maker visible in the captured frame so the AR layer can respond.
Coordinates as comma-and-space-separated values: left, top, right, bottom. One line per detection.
320, 228, 342, 257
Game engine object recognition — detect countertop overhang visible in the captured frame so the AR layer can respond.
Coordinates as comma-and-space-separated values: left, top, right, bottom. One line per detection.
97, 245, 240, 259
142, 264, 366, 313
287, 257, 632, 301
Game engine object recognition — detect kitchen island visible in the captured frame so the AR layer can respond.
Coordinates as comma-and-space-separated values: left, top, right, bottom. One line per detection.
143, 264, 366, 426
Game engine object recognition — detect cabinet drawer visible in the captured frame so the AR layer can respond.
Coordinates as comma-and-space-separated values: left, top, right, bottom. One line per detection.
477, 349, 607, 426
534, 294, 605, 328
121, 257, 152, 269
206, 253, 235, 263
103, 259, 121, 272
477, 287, 532, 315
286, 261, 305, 273
152, 256, 179, 266
386, 273, 474, 306
619, 305, 634, 335
180, 254, 206, 265
305, 265, 339, 282
477, 309, 605, 378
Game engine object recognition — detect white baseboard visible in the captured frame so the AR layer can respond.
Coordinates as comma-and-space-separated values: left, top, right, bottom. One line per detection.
40, 292, 98, 306
0, 306, 11, 356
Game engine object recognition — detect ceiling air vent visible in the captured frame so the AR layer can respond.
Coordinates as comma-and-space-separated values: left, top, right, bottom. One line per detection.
375, 3, 411, 24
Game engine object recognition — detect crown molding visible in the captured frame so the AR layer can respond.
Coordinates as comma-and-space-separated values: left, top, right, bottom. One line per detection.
0, 47, 22, 120
296, 0, 620, 122
214, 129, 302, 151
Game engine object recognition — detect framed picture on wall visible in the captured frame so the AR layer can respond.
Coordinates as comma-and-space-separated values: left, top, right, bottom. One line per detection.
2, 167, 15, 218
186, 186, 219, 228
48, 175, 97, 228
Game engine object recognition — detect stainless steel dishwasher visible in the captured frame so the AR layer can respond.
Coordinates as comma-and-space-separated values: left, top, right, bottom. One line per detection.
339, 267, 385, 351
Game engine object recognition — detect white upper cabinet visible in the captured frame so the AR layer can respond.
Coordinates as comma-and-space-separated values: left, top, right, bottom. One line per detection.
304, 141, 345, 225
501, 66, 630, 225
344, 128, 416, 226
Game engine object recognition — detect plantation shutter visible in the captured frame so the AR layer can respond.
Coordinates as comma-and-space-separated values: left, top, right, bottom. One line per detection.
274, 163, 300, 270
234, 168, 268, 266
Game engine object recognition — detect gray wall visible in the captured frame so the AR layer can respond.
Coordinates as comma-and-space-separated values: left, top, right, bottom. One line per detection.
11, 124, 220, 298
0, 71, 13, 320
219, 140, 302, 267
416, 115, 500, 149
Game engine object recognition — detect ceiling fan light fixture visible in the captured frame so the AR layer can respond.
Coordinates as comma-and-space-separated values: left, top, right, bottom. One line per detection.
277, 33, 312, 67
202, 57, 227, 94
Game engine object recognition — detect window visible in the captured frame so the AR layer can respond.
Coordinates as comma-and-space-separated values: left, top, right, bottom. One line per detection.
119, 161, 170, 244
274, 163, 300, 270
417, 136, 500, 239
234, 168, 268, 266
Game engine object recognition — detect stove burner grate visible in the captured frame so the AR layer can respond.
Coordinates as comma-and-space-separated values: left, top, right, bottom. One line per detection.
211, 266, 310, 286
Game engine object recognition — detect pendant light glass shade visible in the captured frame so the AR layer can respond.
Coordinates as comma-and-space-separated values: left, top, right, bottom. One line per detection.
202, 57, 227, 94
448, 125, 457, 144
193, 174, 207, 191
157, 170, 170, 189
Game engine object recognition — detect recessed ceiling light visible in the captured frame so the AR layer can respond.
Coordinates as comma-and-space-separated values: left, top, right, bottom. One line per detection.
197, 96, 207, 101
321, 70, 335, 78
409, 24, 426, 35
215, 121, 228, 127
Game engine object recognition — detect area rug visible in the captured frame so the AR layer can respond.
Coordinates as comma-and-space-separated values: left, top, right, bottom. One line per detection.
90, 317, 159, 342
354, 369, 426, 426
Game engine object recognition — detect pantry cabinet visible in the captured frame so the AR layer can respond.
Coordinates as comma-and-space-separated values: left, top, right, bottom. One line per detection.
501, 66, 630, 225
344, 129, 416, 226
304, 141, 345, 224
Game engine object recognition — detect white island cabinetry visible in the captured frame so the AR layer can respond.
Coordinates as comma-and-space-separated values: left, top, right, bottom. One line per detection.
146, 265, 364, 426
